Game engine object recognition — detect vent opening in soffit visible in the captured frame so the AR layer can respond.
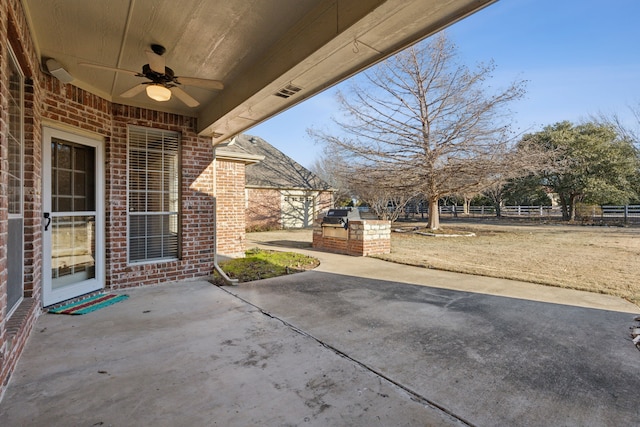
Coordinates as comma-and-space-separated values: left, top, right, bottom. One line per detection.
274, 84, 302, 98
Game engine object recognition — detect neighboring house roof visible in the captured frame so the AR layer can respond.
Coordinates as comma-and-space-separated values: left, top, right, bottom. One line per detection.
226, 134, 333, 191
214, 145, 264, 165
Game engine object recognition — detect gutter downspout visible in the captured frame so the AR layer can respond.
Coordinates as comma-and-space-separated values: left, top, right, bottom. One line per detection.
212, 141, 238, 285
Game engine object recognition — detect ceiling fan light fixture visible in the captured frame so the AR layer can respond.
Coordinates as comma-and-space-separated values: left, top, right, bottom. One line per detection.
146, 84, 171, 102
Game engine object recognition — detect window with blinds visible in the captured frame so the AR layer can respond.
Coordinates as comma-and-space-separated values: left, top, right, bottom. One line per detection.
7, 46, 24, 314
8, 51, 23, 216
128, 126, 180, 263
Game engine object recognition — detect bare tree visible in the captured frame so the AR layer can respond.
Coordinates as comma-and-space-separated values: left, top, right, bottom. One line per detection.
347, 165, 418, 221
592, 103, 640, 149
309, 149, 352, 206
309, 33, 543, 229
454, 191, 481, 215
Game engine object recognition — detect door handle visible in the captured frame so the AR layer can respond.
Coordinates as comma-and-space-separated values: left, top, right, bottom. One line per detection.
43, 212, 51, 231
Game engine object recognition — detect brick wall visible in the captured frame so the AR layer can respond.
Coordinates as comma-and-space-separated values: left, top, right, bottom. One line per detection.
1, 0, 44, 398
108, 108, 214, 287
40, 73, 239, 290
1, 6, 13, 383
246, 188, 282, 231
23, 75, 43, 303
215, 159, 246, 257
36, 79, 248, 287
37, 79, 244, 289
0, 298, 36, 393
38, 81, 218, 290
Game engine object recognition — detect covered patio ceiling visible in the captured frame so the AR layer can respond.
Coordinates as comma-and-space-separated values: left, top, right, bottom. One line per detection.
23, 0, 495, 142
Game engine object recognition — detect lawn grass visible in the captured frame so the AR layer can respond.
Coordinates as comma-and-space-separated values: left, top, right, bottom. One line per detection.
375, 220, 640, 307
211, 248, 319, 285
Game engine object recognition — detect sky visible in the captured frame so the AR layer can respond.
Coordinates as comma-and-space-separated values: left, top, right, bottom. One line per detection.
249, 0, 640, 168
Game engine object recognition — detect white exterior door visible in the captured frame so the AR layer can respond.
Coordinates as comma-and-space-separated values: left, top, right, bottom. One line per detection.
42, 127, 105, 306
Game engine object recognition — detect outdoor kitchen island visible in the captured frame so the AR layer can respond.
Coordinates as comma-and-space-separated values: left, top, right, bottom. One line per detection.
312, 208, 391, 256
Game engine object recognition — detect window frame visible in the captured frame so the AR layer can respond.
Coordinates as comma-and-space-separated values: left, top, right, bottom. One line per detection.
6, 45, 24, 316
7, 46, 24, 219
126, 125, 182, 264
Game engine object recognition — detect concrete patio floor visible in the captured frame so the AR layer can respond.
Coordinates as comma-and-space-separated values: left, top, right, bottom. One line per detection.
1, 231, 639, 426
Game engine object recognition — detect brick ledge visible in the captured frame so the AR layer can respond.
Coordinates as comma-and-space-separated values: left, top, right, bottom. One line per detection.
6, 298, 38, 340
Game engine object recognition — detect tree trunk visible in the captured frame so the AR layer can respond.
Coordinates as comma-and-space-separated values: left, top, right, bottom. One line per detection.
427, 197, 440, 230
568, 194, 578, 222
559, 193, 570, 221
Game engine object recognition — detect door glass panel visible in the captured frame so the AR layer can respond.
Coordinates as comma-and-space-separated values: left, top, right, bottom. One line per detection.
52, 138, 95, 213
51, 216, 95, 289
51, 139, 97, 290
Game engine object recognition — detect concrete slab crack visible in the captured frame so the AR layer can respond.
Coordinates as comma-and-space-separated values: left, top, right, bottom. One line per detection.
219, 286, 476, 427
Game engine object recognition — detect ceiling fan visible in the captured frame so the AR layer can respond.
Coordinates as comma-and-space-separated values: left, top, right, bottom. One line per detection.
79, 44, 224, 107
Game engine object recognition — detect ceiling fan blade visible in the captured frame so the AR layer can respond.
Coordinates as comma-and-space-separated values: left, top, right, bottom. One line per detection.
145, 49, 166, 74
79, 62, 140, 76
176, 76, 224, 91
171, 86, 199, 107
120, 84, 147, 98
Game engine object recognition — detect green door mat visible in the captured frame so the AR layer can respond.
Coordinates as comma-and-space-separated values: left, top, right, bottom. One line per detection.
49, 293, 129, 315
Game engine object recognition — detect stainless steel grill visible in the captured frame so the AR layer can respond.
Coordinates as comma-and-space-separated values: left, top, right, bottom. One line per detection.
321, 208, 362, 230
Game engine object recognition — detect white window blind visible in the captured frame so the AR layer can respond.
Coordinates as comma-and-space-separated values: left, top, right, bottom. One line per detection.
8, 51, 23, 216
128, 126, 180, 263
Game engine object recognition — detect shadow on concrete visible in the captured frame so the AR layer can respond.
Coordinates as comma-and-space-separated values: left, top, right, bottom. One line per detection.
250, 239, 313, 249
230, 270, 640, 426
2, 268, 639, 426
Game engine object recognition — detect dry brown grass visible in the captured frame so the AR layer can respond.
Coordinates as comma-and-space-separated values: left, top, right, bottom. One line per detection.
374, 219, 640, 307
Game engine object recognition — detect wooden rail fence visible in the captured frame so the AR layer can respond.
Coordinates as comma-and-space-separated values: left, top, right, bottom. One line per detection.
399, 204, 640, 223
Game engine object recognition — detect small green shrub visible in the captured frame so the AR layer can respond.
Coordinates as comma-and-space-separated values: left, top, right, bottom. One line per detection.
575, 203, 602, 219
